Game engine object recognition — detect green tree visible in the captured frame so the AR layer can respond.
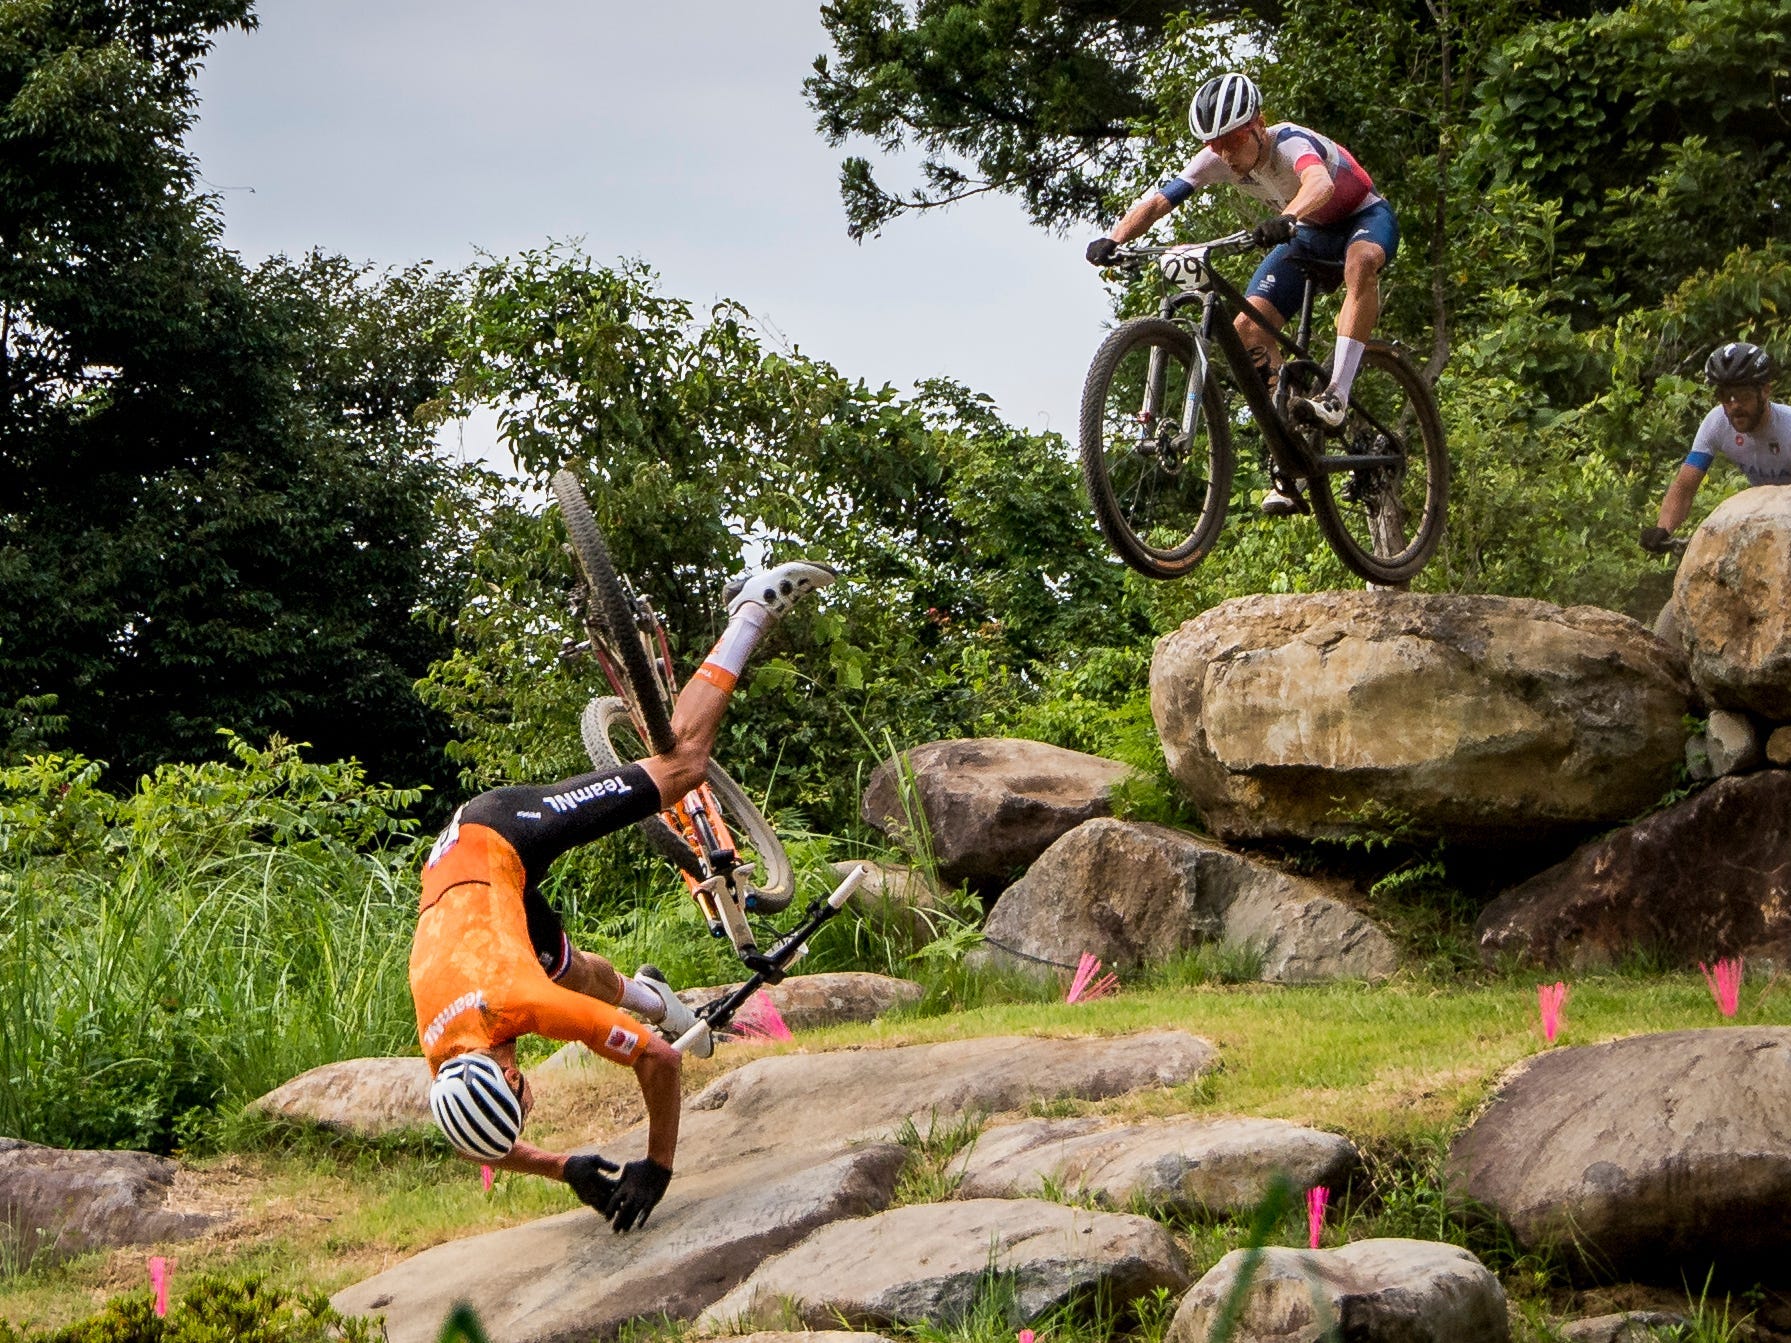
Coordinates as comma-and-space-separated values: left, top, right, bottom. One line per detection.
0, 2, 471, 795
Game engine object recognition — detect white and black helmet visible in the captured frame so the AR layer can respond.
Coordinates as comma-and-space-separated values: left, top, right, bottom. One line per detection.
1704, 341, 1773, 386
428, 1053, 523, 1160
1189, 73, 1261, 142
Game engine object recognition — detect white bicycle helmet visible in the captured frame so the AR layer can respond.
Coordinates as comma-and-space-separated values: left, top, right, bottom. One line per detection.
429, 1053, 524, 1160
1189, 73, 1261, 141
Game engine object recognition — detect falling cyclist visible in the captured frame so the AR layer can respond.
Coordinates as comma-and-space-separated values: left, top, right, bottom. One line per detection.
412, 556, 835, 1232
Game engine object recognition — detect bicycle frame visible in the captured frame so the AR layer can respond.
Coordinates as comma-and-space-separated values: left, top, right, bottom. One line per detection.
1140, 241, 1408, 485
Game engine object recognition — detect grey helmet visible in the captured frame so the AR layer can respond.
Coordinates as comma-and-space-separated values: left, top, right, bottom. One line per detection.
1189, 73, 1261, 141
428, 1052, 523, 1160
1704, 341, 1773, 386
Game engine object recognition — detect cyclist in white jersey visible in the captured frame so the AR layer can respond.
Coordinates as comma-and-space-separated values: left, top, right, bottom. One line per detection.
1641, 342, 1791, 552
1086, 73, 1399, 515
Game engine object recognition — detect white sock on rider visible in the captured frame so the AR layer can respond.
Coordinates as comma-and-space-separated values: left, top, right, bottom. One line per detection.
694, 601, 772, 693
617, 975, 666, 1022
1327, 336, 1366, 402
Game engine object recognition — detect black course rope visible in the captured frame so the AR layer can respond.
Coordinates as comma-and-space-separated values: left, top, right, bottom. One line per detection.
979, 934, 1081, 972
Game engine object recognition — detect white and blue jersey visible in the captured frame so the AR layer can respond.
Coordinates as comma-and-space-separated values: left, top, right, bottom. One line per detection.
1685, 402, 1791, 486
1155, 123, 1382, 227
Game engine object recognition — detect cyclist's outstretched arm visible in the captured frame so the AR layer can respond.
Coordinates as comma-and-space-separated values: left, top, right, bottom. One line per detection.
1103, 192, 1175, 246
1657, 462, 1706, 533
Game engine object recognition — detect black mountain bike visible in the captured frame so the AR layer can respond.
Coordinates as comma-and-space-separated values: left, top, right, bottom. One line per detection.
1080, 233, 1449, 585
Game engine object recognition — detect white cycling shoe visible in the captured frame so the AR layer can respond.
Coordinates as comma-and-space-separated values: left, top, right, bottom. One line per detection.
637, 968, 712, 1058
725, 560, 837, 619
1299, 389, 1348, 430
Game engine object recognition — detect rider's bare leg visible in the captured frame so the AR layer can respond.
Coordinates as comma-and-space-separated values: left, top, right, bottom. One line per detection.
1327, 241, 1386, 403
1235, 298, 1286, 384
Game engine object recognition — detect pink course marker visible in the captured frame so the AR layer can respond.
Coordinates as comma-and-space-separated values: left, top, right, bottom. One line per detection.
481, 1164, 494, 1193
148, 1256, 169, 1318
1699, 957, 1744, 1018
1065, 953, 1118, 1004
1537, 981, 1569, 1044
734, 991, 794, 1042
1306, 1186, 1329, 1249
1018, 1332, 1036, 1343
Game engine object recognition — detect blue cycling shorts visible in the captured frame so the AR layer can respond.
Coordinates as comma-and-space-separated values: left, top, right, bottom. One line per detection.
1245, 199, 1400, 323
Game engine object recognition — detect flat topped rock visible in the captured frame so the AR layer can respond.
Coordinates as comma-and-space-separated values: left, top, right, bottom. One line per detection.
335, 1031, 1215, 1342
1447, 1027, 1791, 1280
1152, 591, 1690, 846
702, 1198, 1189, 1330
0, 1139, 220, 1264
954, 1115, 1358, 1217
247, 1056, 433, 1136
1167, 1238, 1509, 1343
334, 1144, 907, 1343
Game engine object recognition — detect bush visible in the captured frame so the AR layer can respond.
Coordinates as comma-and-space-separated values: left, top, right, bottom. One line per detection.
0, 1273, 382, 1342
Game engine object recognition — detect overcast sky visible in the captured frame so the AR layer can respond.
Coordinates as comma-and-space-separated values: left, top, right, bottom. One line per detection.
186, 1, 1119, 472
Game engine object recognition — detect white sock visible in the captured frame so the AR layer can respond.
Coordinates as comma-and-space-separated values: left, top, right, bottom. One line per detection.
693, 602, 771, 693
618, 975, 664, 1022
1328, 337, 1366, 401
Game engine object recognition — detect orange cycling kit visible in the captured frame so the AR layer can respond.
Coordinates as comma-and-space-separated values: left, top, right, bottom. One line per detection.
410, 763, 664, 1075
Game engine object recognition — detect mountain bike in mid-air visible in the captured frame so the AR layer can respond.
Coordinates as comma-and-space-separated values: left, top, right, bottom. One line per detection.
549, 469, 860, 1051
1080, 233, 1449, 586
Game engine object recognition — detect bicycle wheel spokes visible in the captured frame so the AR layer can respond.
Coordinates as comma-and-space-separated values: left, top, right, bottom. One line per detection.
1307, 346, 1449, 585
1079, 317, 1233, 580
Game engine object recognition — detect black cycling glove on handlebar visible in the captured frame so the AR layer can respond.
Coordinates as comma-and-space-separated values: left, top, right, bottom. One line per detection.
1639, 525, 1674, 554
607, 1158, 673, 1233
1252, 214, 1297, 248
1085, 237, 1120, 266
564, 1152, 621, 1213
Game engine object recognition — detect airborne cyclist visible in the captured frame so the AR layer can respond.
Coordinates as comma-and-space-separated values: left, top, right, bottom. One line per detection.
1085, 72, 1400, 515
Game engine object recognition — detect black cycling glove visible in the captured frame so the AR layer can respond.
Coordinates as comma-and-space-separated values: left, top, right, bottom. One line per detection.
607, 1158, 673, 1233
1252, 214, 1297, 248
1639, 525, 1674, 554
1085, 237, 1120, 267
563, 1152, 621, 1214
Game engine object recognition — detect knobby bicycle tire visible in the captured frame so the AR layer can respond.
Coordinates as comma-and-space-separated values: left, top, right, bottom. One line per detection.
582, 696, 795, 912
550, 469, 677, 755
1078, 316, 1235, 580
1305, 345, 1450, 586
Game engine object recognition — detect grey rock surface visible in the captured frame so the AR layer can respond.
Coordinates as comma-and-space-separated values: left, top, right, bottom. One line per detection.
953, 1116, 1358, 1217
1767, 724, 1791, 765
248, 1056, 433, 1136
1559, 1312, 1687, 1343
0, 1139, 219, 1265
1446, 1028, 1791, 1279
702, 1198, 1189, 1330
1705, 708, 1761, 776
983, 818, 1396, 985
692, 1334, 899, 1343
336, 1032, 1216, 1341
1152, 592, 1691, 845
334, 1144, 907, 1343
832, 860, 950, 941
861, 737, 1138, 890
1674, 486, 1791, 717
1166, 1238, 1509, 1343
1475, 772, 1791, 967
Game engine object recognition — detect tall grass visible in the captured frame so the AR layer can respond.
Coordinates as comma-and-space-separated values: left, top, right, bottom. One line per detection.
0, 739, 425, 1152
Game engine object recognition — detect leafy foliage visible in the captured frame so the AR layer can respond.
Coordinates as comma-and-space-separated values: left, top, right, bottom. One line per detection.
0, 1273, 382, 1343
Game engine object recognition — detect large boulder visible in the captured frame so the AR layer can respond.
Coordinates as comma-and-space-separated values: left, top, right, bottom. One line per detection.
953, 1116, 1358, 1218
1673, 486, 1791, 717
861, 738, 1138, 891
681, 972, 926, 1032
1446, 1028, 1791, 1281
1476, 771, 1791, 968
247, 1056, 433, 1136
1152, 592, 1692, 846
336, 1032, 1216, 1341
702, 1199, 1188, 1331
0, 1139, 220, 1265
1166, 1239, 1508, 1343
981, 819, 1396, 984
335, 1145, 908, 1343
